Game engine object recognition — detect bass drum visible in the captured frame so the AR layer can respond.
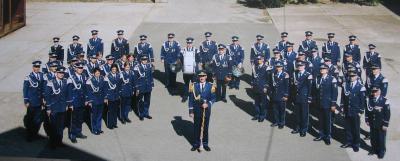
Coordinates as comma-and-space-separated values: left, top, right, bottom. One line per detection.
232, 66, 244, 77
169, 60, 182, 73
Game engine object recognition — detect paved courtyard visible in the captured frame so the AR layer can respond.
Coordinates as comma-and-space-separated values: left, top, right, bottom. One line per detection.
0, 1, 398, 161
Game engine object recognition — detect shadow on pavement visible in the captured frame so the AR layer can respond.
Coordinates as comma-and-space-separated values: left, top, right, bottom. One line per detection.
171, 116, 194, 146
0, 127, 106, 161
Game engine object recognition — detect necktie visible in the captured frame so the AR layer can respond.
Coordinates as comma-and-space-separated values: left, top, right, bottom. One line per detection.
79, 75, 82, 81
58, 80, 62, 87
143, 65, 146, 70
207, 41, 210, 46
169, 42, 172, 47
201, 84, 205, 92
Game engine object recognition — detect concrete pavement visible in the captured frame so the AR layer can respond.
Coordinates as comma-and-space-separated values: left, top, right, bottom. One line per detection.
0, 1, 398, 161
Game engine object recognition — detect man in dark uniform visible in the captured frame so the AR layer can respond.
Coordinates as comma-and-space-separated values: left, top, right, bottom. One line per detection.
228, 36, 244, 90
270, 62, 289, 129
161, 33, 181, 90
135, 56, 154, 121
251, 56, 270, 122
291, 61, 313, 137
67, 35, 84, 62
212, 44, 231, 103
250, 35, 270, 64
50, 37, 65, 64
322, 33, 340, 65
134, 35, 154, 63
366, 86, 391, 159
198, 32, 217, 83
44, 66, 68, 149
343, 35, 361, 63
363, 44, 382, 78
339, 72, 366, 152
275, 32, 289, 54
66, 63, 88, 143
313, 64, 338, 145
188, 71, 216, 152
87, 30, 104, 59
111, 30, 130, 60
298, 31, 317, 59
23, 61, 45, 142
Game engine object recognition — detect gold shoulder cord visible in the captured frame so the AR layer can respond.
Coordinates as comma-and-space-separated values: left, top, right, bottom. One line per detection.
191, 82, 201, 101
211, 83, 216, 93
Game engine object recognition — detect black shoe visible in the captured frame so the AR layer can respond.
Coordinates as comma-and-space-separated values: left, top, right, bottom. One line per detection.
222, 98, 227, 103
377, 153, 384, 159
93, 132, 100, 135
251, 117, 258, 121
340, 143, 351, 148
139, 117, 144, 121
291, 130, 299, 134
181, 97, 187, 103
300, 132, 306, 137
76, 134, 87, 139
313, 137, 323, 141
121, 120, 126, 124
324, 139, 331, 145
352, 146, 359, 152
270, 123, 278, 127
109, 127, 114, 130
368, 151, 375, 155
100, 131, 104, 134
145, 116, 152, 119
191, 147, 198, 151
258, 118, 264, 122
70, 138, 77, 143
278, 125, 284, 129
114, 125, 118, 128
203, 146, 211, 151
126, 119, 132, 123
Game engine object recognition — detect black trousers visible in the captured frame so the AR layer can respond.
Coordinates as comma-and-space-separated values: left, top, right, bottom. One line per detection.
345, 115, 360, 147
49, 112, 66, 146
68, 107, 84, 139
370, 127, 387, 156
273, 101, 286, 126
24, 106, 42, 139
164, 63, 177, 88
107, 99, 120, 128
318, 108, 332, 140
216, 80, 226, 100
193, 107, 211, 148
295, 102, 309, 133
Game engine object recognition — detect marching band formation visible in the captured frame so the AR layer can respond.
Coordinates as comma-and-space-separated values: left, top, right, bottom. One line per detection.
23, 30, 390, 158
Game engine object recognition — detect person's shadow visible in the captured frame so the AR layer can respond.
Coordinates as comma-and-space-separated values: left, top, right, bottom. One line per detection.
171, 116, 194, 146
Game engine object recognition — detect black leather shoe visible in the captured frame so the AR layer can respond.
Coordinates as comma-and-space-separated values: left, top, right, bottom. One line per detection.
313, 137, 323, 141
181, 97, 187, 103
109, 127, 114, 130
145, 116, 152, 119
126, 119, 132, 123
222, 98, 227, 103
352, 146, 359, 152
139, 117, 144, 121
340, 143, 351, 148
77, 134, 87, 139
251, 117, 258, 121
93, 132, 100, 135
291, 130, 299, 134
300, 132, 306, 137
70, 138, 77, 143
203, 146, 211, 151
191, 147, 198, 151
258, 118, 264, 122
270, 123, 278, 127
100, 131, 104, 134
114, 125, 118, 128
121, 120, 126, 124
324, 139, 331, 145
377, 153, 384, 159
278, 125, 284, 129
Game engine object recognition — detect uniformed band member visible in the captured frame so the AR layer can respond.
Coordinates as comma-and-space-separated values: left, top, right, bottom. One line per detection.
343, 52, 362, 77
366, 86, 390, 159
43, 53, 61, 74
283, 42, 297, 76
189, 71, 216, 152
344, 35, 361, 63
322, 33, 340, 65
228, 36, 244, 90
275, 32, 289, 54
314, 64, 338, 145
23, 61, 45, 142
111, 30, 129, 60
308, 48, 323, 77
87, 30, 104, 58
67, 35, 84, 62
198, 32, 217, 82
104, 64, 120, 129
298, 31, 317, 59
50, 37, 65, 64
339, 72, 366, 152
84, 55, 99, 78
366, 65, 388, 98
291, 61, 313, 137
251, 55, 270, 122
119, 62, 136, 124
101, 55, 115, 76
44, 66, 68, 149
161, 33, 181, 90
251, 35, 270, 64
212, 44, 231, 103
134, 35, 154, 63
270, 62, 289, 129
66, 63, 88, 143
135, 56, 154, 121
181, 37, 198, 102
363, 44, 381, 78
86, 68, 106, 135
